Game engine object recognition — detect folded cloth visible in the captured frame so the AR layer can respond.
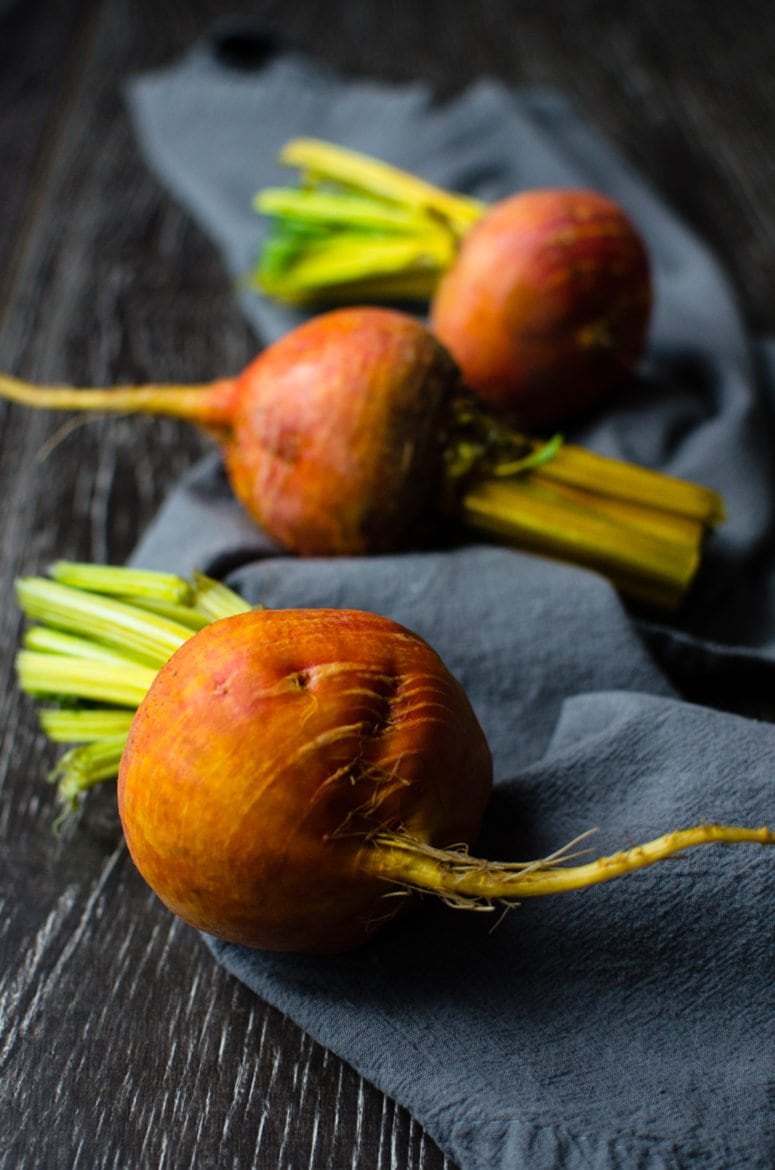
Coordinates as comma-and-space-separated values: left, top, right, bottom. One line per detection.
126, 25, 775, 1170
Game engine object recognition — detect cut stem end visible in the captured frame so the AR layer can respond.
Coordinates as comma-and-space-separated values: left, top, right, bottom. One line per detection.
15, 564, 252, 811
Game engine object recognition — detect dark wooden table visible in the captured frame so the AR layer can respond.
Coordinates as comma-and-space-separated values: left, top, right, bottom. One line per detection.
1, 3, 773, 1167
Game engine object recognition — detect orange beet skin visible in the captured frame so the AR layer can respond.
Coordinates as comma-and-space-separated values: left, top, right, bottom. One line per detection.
117, 608, 493, 954
220, 307, 460, 555
430, 189, 652, 429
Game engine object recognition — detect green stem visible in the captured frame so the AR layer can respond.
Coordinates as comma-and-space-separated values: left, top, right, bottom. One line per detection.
52, 737, 131, 812
111, 596, 212, 632
15, 563, 251, 811
252, 139, 484, 302
254, 187, 436, 232
16, 578, 195, 666
40, 708, 135, 742
16, 650, 157, 706
23, 625, 151, 666
257, 231, 455, 302
192, 571, 254, 621
50, 560, 194, 602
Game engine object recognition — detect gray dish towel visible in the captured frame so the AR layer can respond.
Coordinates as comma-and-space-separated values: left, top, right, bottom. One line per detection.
126, 24, 774, 1170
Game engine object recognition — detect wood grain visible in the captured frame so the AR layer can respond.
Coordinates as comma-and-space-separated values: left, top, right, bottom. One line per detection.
0, 1, 772, 1167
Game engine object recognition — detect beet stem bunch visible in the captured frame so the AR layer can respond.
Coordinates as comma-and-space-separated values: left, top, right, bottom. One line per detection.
14, 562, 772, 906
16, 562, 251, 808
252, 138, 485, 303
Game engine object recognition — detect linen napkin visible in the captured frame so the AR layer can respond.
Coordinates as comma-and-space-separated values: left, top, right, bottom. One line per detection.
126, 23, 774, 1170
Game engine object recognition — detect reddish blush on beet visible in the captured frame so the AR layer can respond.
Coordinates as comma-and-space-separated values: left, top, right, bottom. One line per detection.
430, 189, 652, 429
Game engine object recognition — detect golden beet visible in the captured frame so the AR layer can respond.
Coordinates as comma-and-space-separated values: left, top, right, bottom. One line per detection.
220, 307, 458, 554
117, 607, 493, 954
0, 305, 723, 609
430, 189, 652, 429
16, 564, 773, 957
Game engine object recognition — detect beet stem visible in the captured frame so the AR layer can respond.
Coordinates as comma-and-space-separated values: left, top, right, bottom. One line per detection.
445, 402, 722, 609
15, 577, 195, 665
252, 139, 483, 301
50, 560, 194, 602
40, 708, 135, 742
459, 477, 700, 609
51, 737, 129, 814
14, 564, 250, 810
371, 824, 774, 904
16, 649, 156, 706
278, 138, 484, 234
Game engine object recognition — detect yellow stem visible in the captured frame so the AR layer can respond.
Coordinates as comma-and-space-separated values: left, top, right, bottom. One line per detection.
370, 824, 774, 902
259, 270, 442, 305
460, 475, 703, 609
538, 443, 725, 524
258, 232, 455, 299
525, 474, 706, 547
40, 708, 135, 743
279, 138, 485, 237
254, 186, 435, 231
16, 650, 156, 707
